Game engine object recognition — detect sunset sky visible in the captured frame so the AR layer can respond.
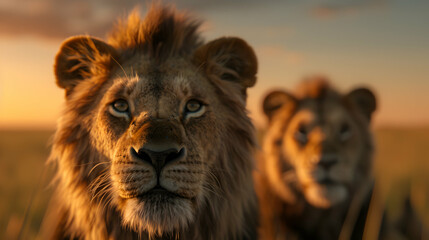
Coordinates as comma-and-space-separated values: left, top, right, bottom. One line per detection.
0, 0, 428, 129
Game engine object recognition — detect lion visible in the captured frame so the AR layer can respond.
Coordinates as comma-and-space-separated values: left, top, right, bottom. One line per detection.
42, 5, 258, 239
255, 77, 379, 239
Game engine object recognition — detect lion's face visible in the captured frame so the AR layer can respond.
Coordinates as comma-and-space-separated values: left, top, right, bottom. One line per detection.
281, 101, 366, 208
94, 58, 229, 232
262, 82, 376, 208
54, 34, 257, 236
98, 59, 218, 234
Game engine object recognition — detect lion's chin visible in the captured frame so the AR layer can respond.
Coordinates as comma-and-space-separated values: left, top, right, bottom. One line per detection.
304, 183, 348, 209
121, 192, 195, 236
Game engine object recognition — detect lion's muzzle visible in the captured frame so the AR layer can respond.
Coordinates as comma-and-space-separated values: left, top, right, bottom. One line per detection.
132, 145, 186, 174
130, 118, 186, 173
112, 117, 202, 200
316, 154, 339, 170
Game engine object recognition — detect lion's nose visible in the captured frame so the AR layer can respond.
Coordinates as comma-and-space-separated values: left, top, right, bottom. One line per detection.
135, 145, 185, 172
318, 154, 338, 170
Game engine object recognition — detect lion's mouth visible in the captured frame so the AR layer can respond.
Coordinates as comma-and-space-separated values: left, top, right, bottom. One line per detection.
136, 185, 183, 200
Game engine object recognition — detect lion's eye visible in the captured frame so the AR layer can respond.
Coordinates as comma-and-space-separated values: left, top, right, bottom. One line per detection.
185, 100, 202, 113
109, 99, 130, 120
339, 123, 352, 141
112, 99, 129, 112
184, 99, 206, 119
295, 125, 308, 145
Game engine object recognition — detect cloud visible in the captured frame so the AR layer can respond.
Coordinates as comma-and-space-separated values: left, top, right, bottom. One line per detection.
0, 0, 286, 39
0, 0, 144, 39
311, 0, 387, 19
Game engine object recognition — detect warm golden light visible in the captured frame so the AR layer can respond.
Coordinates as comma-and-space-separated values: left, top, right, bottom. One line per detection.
0, 1, 428, 239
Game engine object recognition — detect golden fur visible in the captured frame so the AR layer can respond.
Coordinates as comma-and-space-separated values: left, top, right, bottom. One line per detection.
256, 77, 378, 239
44, 5, 258, 239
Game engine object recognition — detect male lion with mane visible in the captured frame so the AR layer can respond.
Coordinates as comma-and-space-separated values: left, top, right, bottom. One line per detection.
256, 77, 380, 239
44, 5, 258, 239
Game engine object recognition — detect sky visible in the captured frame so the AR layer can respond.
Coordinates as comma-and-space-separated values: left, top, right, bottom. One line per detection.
0, 0, 428, 129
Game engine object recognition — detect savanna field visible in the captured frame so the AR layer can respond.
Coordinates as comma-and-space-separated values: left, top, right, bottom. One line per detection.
1, 127, 428, 239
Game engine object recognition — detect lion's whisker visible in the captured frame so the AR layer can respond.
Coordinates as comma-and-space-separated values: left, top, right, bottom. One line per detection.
88, 161, 110, 176
111, 56, 131, 82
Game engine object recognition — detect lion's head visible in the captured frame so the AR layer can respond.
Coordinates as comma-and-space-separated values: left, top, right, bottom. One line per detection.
49, 5, 257, 239
261, 77, 376, 208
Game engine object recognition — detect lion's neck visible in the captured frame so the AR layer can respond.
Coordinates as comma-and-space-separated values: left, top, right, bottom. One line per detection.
279, 182, 374, 239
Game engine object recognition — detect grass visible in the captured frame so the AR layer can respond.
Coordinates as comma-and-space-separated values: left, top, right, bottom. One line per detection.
0, 130, 54, 240
374, 127, 429, 229
0, 127, 428, 239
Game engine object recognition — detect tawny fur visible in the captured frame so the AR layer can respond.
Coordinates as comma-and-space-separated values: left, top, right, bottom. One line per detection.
42, 4, 258, 240
256, 77, 379, 240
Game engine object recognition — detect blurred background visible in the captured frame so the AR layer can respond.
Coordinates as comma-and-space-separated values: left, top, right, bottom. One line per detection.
0, 0, 428, 239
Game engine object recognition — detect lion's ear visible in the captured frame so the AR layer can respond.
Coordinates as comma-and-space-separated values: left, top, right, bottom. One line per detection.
55, 36, 118, 96
346, 88, 377, 120
193, 37, 257, 97
263, 90, 296, 121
